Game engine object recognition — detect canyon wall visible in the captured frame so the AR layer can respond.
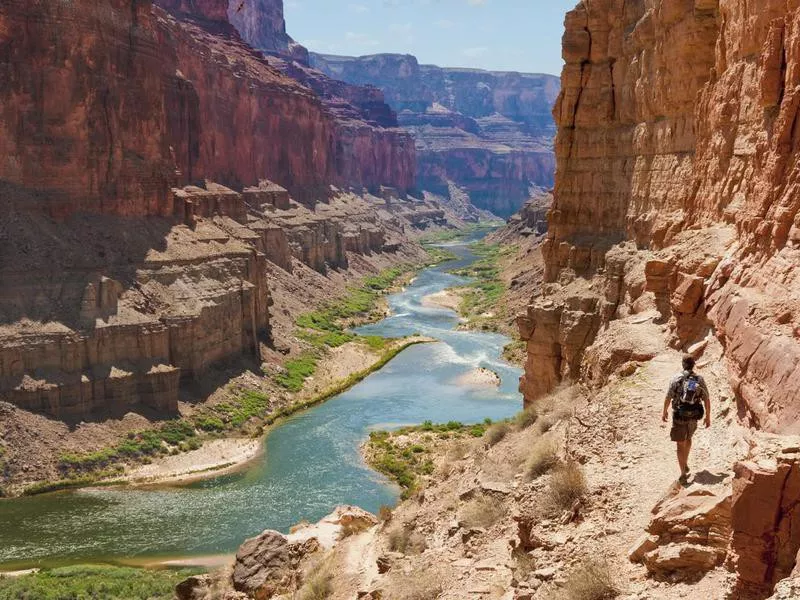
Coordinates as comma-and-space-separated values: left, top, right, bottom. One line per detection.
0, 0, 433, 418
311, 53, 559, 217
226, 0, 310, 63
0, 0, 175, 218
518, 0, 800, 595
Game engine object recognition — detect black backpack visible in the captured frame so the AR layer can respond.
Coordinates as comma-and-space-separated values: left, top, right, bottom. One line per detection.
673, 373, 705, 420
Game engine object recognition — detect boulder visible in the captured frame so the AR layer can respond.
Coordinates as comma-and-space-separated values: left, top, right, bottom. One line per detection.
730, 437, 800, 598
232, 530, 320, 599
632, 482, 731, 580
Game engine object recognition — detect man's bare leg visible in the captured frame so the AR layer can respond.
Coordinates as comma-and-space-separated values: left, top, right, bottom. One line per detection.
676, 440, 691, 478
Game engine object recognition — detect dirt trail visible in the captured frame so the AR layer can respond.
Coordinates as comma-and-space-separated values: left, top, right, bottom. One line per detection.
318, 317, 748, 599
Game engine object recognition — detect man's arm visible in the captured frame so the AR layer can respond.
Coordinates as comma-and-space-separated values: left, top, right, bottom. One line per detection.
701, 377, 711, 427
662, 395, 671, 422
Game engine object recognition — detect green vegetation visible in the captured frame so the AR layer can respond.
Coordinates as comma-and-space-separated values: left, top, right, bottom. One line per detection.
448, 242, 516, 331
212, 390, 271, 428
58, 420, 198, 476
0, 565, 201, 600
418, 221, 501, 245
422, 245, 458, 264
280, 265, 415, 391
274, 353, 319, 392
366, 419, 496, 498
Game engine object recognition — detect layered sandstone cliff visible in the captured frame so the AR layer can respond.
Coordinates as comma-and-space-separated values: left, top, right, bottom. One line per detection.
0, 0, 436, 418
311, 53, 559, 217
226, 0, 309, 63
517, 1, 800, 596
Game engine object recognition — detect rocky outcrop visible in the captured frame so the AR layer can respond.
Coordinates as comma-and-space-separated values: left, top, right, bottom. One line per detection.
729, 436, 800, 599
233, 530, 320, 598
520, 0, 800, 431
311, 53, 559, 217
517, 0, 800, 594
629, 482, 732, 580
226, 0, 309, 63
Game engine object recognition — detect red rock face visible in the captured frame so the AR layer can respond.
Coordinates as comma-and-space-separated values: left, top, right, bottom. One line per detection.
154, 6, 337, 205
521, 0, 800, 434
520, 1, 800, 593
311, 53, 559, 217
227, 0, 309, 63
0, 0, 175, 218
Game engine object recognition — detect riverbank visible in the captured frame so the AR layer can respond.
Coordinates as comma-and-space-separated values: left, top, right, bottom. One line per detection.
0, 248, 450, 498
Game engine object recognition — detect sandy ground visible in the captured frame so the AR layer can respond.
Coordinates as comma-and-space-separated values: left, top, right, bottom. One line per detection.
453, 367, 501, 388
421, 289, 463, 311
111, 337, 433, 490
120, 438, 263, 487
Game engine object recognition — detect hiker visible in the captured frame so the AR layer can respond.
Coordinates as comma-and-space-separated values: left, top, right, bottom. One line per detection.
662, 355, 711, 482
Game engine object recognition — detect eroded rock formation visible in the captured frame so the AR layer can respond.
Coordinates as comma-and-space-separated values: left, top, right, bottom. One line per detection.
0, 0, 444, 417
311, 53, 559, 217
518, 1, 800, 594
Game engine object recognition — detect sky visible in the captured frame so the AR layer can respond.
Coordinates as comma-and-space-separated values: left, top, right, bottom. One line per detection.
284, 0, 578, 75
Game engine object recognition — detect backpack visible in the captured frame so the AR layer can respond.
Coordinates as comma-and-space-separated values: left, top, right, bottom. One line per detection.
672, 373, 705, 421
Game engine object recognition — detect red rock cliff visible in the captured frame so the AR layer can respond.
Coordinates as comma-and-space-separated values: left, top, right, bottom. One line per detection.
226, 0, 309, 63
0, 0, 175, 217
518, 1, 800, 595
311, 52, 559, 217
523, 0, 800, 434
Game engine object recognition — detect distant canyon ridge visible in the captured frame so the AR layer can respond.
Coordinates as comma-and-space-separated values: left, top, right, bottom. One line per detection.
310, 53, 559, 217
225, 0, 560, 217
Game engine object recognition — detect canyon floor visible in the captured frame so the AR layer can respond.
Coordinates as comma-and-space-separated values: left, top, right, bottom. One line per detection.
305, 320, 745, 600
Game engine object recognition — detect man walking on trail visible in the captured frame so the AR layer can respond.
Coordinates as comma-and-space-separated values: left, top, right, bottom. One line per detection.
662, 356, 711, 482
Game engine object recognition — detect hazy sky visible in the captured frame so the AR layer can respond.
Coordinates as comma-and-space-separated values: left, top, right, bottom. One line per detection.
285, 0, 578, 75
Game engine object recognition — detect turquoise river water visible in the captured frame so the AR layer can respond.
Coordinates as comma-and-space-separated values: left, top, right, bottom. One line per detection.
0, 239, 522, 570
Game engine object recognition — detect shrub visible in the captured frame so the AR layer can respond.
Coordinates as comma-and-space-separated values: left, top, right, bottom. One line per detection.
0, 565, 200, 600
552, 559, 618, 600
459, 495, 506, 529
378, 505, 393, 523
275, 354, 318, 392
512, 549, 537, 580
525, 438, 561, 479
485, 422, 510, 446
195, 414, 226, 432
297, 570, 333, 600
389, 569, 443, 600
387, 527, 427, 555
515, 406, 539, 429
547, 461, 588, 512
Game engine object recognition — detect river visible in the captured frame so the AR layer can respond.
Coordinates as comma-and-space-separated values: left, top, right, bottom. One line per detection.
0, 238, 522, 570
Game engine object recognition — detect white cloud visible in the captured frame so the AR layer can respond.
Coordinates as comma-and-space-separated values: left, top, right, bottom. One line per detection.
462, 46, 488, 57
435, 19, 455, 29
345, 31, 381, 47
467, 0, 487, 4
348, 3, 369, 13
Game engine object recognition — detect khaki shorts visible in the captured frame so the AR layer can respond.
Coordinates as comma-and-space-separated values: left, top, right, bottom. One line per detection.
671, 417, 698, 442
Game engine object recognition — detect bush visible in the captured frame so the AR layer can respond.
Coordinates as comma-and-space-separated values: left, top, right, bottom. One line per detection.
0, 565, 200, 600
515, 406, 539, 429
459, 495, 506, 529
551, 559, 619, 600
387, 527, 427, 555
297, 570, 333, 600
378, 505, 393, 523
389, 569, 443, 600
526, 438, 561, 479
547, 462, 588, 512
275, 354, 318, 392
485, 422, 510, 446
